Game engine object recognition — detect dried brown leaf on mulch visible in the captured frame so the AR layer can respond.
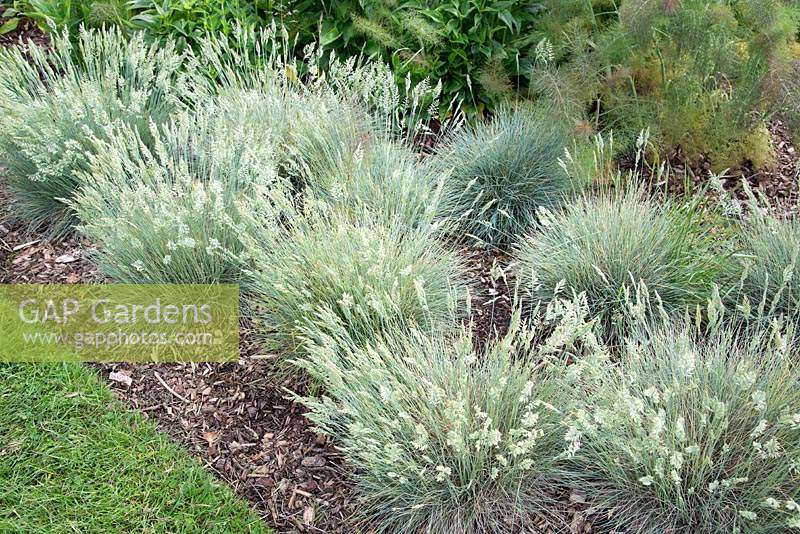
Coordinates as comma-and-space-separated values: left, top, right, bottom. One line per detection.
0, 231, 100, 284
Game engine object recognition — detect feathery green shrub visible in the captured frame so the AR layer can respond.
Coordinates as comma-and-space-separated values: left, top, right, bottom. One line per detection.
564, 319, 800, 532
72, 96, 289, 284
433, 105, 576, 246
513, 188, 721, 336
0, 28, 193, 236
242, 203, 465, 358
532, 0, 798, 170
727, 211, 800, 321
295, 302, 597, 533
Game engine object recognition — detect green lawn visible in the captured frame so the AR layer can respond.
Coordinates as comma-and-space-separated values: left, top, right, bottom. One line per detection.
0, 363, 269, 534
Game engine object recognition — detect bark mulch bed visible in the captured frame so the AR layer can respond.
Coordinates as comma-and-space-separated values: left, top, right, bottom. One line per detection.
462, 247, 514, 347
1, 186, 572, 532
731, 119, 800, 217
101, 340, 354, 533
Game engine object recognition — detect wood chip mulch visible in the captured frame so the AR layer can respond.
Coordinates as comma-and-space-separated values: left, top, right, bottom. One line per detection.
101, 340, 355, 533
731, 119, 800, 217
0, 187, 99, 284
461, 247, 514, 347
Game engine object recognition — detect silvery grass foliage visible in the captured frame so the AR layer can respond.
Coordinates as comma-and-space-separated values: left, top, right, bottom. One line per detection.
210, 83, 442, 230
730, 213, 800, 320
240, 201, 466, 358
293, 299, 599, 533
431, 104, 577, 246
191, 27, 446, 226
0, 28, 194, 237
192, 24, 444, 147
713, 179, 800, 321
563, 312, 800, 532
513, 188, 722, 337
72, 98, 290, 284
289, 100, 443, 227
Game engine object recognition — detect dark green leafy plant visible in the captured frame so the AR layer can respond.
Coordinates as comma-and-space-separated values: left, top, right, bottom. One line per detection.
313, 0, 542, 118
127, 0, 316, 50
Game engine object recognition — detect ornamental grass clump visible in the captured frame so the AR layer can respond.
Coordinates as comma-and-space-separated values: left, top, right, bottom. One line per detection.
242, 202, 466, 358
294, 301, 598, 533
431, 105, 577, 246
195, 26, 443, 146
563, 318, 800, 532
306, 137, 441, 228
192, 28, 445, 226
214, 85, 441, 229
290, 101, 442, 227
0, 28, 193, 237
727, 211, 800, 321
72, 100, 289, 284
513, 188, 721, 337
